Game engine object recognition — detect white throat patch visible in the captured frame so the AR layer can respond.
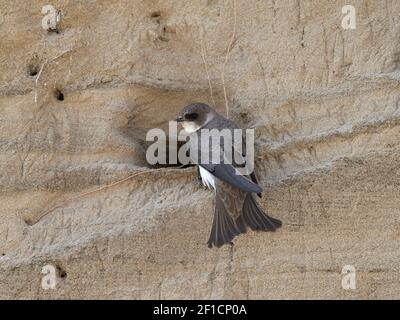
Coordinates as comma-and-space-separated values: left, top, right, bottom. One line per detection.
181, 121, 201, 133
181, 113, 213, 133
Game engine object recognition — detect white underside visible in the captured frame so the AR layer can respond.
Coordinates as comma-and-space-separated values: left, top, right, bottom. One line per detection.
182, 117, 216, 190
199, 166, 216, 190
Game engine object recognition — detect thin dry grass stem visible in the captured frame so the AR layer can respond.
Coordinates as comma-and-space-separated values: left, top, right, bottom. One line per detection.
222, 0, 237, 118
26, 167, 176, 226
34, 60, 47, 107
200, 30, 216, 109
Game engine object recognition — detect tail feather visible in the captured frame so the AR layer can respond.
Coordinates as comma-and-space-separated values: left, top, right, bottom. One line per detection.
242, 194, 282, 231
207, 194, 281, 248
207, 197, 246, 248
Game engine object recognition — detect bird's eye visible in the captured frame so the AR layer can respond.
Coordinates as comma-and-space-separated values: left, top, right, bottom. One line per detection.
185, 113, 199, 121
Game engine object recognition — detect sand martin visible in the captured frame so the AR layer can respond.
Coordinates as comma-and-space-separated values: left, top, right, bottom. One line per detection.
176, 103, 282, 248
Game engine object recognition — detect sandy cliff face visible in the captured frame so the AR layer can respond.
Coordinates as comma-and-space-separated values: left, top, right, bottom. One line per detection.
1, 0, 400, 299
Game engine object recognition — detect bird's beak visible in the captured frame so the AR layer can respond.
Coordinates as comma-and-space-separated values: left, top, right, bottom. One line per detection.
175, 116, 184, 122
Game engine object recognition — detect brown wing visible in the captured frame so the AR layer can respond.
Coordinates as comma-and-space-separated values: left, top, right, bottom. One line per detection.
216, 179, 247, 220
207, 179, 247, 248
207, 179, 282, 248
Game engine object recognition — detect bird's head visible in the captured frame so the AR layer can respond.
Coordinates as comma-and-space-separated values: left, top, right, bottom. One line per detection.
175, 102, 215, 133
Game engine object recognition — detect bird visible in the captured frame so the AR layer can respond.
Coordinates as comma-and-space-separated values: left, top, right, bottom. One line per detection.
175, 102, 282, 248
